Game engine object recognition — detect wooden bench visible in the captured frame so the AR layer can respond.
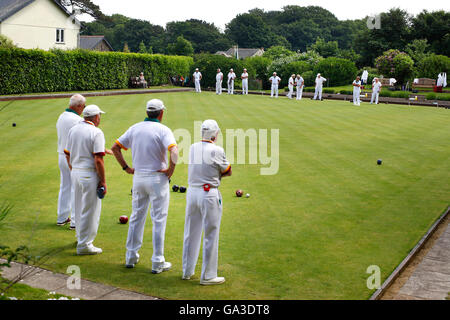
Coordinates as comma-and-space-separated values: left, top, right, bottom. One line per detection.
412, 78, 436, 90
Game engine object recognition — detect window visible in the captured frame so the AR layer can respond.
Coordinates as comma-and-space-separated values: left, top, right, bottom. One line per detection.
56, 29, 65, 44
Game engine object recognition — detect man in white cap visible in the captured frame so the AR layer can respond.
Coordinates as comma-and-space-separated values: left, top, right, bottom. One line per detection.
241, 68, 249, 95
193, 68, 202, 93
313, 73, 327, 100
287, 74, 295, 99
56, 94, 85, 229
111, 99, 178, 273
227, 69, 236, 94
215, 69, 223, 95
352, 76, 362, 106
269, 72, 281, 98
295, 74, 304, 100
370, 78, 382, 104
182, 119, 231, 285
64, 104, 107, 255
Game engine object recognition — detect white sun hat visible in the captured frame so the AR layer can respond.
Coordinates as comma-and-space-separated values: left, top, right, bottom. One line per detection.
82, 105, 105, 117
201, 119, 220, 140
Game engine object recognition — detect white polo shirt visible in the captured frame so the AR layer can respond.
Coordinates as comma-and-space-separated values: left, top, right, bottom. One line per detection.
56, 109, 82, 154
241, 72, 249, 80
315, 77, 327, 88
116, 119, 177, 173
296, 77, 304, 87
227, 72, 236, 81
270, 76, 281, 86
188, 141, 231, 188
289, 77, 295, 86
216, 72, 223, 82
65, 121, 106, 169
193, 72, 202, 81
372, 81, 382, 93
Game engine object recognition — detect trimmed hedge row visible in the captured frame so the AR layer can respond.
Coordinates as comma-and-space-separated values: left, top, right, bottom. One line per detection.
0, 48, 193, 95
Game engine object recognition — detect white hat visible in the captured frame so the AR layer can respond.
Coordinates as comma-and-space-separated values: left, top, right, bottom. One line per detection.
146, 99, 166, 112
201, 119, 220, 140
83, 105, 105, 117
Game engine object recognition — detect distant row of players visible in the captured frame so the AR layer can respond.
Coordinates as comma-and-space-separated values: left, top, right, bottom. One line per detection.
192, 68, 383, 105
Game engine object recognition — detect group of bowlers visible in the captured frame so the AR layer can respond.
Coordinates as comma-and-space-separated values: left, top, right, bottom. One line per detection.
193, 67, 383, 105
56, 94, 231, 285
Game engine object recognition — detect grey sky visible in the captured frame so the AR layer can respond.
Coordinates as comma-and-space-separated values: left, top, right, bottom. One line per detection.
90, 0, 449, 30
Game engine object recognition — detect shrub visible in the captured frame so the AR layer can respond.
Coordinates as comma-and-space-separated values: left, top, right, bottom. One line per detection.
375, 49, 415, 86
244, 56, 272, 89
323, 89, 336, 94
313, 57, 358, 87
416, 54, 450, 79
426, 92, 437, 100
339, 89, 353, 95
391, 91, 410, 99
302, 70, 316, 87
0, 47, 193, 95
379, 90, 392, 97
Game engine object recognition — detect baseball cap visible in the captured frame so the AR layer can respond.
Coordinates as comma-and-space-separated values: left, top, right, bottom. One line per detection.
83, 105, 105, 117
146, 99, 166, 112
201, 119, 220, 140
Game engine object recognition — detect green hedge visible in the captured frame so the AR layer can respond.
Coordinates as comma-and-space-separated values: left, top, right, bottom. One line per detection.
0, 48, 193, 95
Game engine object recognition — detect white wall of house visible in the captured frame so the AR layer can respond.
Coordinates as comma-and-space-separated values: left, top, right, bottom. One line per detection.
0, 0, 80, 50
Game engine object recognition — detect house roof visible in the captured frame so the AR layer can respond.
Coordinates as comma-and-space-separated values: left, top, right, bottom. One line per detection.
80, 36, 114, 51
0, 0, 73, 23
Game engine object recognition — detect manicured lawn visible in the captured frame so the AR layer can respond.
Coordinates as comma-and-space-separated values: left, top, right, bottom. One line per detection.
0, 92, 449, 299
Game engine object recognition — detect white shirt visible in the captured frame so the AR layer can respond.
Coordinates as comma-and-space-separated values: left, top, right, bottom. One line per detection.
193, 72, 202, 81
372, 81, 382, 93
353, 80, 361, 93
65, 121, 105, 169
188, 141, 231, 188
270, 76, 281, 86
315, 77, 327, 88
241, 72, 249, 80
227, 72, 236, 81
56, 109, 82, 154
288, 77, 295, 87
296, 77, 304, 88
216, 72, 223, 82
116, 120, 177, 173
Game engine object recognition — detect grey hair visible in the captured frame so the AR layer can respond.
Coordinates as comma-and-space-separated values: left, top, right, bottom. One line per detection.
69, 94, 86, 108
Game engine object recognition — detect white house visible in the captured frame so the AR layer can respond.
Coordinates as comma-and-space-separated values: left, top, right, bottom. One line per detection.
0, 0, 81, 50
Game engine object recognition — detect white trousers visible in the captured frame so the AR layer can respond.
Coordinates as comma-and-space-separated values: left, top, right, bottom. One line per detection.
296, 86, 303, 100
216, 81, 222, 94
370, 92, 379, 104
353, 90, 361, 106
195, 80, 201, 92
313, 86, 323, 100
126, 172, 170, 267
71, 168, 101, 250
227, 80, 234, 94
242, 79, 248, 95
182, 187, 222, 280
287, 85, 294, 98
271, 85, 279, 97
57, 154, 75, 226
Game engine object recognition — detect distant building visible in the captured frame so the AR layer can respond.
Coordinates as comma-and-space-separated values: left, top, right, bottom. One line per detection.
0, 0, 81, 50
216, 46, 264, 59
80, 36, 113, 52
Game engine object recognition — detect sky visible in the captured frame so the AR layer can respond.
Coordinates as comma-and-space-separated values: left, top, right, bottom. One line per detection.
89, 0, 449, 30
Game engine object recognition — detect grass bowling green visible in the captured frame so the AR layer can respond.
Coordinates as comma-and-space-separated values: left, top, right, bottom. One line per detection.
0, 91, 449, 299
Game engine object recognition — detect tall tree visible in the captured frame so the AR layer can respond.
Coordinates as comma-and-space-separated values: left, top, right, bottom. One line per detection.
57, 0, 106, 20
165, 19, 232, 53
412, 10, 450, 56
